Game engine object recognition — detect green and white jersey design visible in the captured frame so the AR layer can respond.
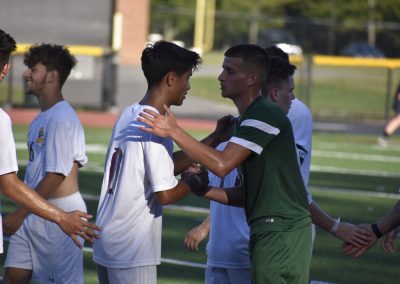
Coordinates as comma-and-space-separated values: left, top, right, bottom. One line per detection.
229, 96, 310, 234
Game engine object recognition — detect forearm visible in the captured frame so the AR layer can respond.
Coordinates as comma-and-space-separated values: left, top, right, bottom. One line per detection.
377, 201, 400, 235
0, 173, 63, 223
19, 172, 66, 218
198, 215, 211, 234
171, 127, 233, 177
173, 132, 226, 175
204, 187, 244, 207
155, 181, 191, 205
309, 201, 336, 232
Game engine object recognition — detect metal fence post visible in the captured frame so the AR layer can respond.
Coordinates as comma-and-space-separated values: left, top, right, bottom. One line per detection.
101, 51, 118, 110
305, 55, 313, 108
385, 68, 393, 120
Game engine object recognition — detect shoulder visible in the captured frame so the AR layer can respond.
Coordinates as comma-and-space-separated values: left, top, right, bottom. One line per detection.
288, 99, 312, 124
0, 109, 11, 125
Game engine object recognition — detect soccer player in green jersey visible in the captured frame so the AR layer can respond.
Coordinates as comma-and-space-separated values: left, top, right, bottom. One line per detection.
139, 44, 312, 283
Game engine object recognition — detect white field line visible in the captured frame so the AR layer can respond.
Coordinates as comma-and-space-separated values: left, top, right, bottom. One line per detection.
18, 158, 399, 178
309, 186, 400, 199
310, 165, 400, 178
313, 150, 400, 163
316, 141, 400, 152
16, 143, 108, 153
84, 187, 399, 209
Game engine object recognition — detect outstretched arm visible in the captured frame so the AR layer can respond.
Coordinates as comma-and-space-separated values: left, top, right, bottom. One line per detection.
139, 106, 250, 177
310, 201, 371, 247
0, 172, 100, 248
342, 200, 400, 257
173, 115, 235, 175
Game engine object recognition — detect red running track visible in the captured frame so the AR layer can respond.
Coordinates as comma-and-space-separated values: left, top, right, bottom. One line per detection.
5, 108, 216, 132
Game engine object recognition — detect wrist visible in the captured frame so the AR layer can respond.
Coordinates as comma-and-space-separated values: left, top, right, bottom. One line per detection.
371, 223, 383, 239
330, 217, 341, 234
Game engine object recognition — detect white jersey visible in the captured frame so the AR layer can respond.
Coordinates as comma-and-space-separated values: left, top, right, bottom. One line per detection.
5, 100, 88, 283
93, 103, 178, 269
207, 142, 251, 269
0, 108, 19, 254
288, 98, 313, 204
25, 101, 87, 188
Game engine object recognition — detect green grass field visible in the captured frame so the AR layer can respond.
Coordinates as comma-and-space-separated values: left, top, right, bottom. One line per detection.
1, 125, 400, 283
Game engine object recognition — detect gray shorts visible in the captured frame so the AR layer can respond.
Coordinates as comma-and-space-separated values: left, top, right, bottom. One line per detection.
97, 264, 157, 284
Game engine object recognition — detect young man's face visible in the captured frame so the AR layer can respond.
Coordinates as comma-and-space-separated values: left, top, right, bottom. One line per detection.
23, 62, 48, 95
171, 69, 192, 106
271, 75, 295, 114
218, 57, 250, 100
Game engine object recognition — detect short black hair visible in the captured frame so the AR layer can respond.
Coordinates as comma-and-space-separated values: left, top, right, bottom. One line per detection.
224, 44, 270, 85
265, 45, 289, 62
263, 56, 296, 95
23, 43, 76, 87
141, 41, 201, 88
0, 29, 17, 69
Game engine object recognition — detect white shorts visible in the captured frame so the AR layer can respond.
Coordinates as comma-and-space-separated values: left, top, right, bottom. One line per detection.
97, 264, 157, 284
5, 192, 87, 284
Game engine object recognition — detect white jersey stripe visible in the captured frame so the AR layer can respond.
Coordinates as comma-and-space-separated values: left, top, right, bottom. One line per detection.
229, 137, 263, 154
240, 119, 280, 135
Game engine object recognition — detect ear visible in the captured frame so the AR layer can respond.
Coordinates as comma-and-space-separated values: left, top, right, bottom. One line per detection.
247, 73, 257, 87
0, 63, 11, 80
269, 88, 279, 102
165, 71, 177, 87
47, 70, 58, 84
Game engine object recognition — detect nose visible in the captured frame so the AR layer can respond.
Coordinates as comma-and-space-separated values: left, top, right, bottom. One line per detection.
23, 68, 31, 78
218, 72, 224, 82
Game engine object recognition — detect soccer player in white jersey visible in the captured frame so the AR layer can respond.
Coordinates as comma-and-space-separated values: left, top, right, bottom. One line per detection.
3, 43, 96, 284
93, 41, 222, 284
0, 30, 98, 261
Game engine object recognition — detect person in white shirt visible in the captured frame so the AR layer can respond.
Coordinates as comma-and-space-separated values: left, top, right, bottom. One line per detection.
93, 41, 221, 284
0, 29, 99, 257
3, 43, 98, 284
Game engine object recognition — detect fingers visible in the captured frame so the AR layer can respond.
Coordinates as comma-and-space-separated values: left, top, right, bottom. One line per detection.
184, 235, 198, 251
137, 112, 155, 126
75, 211, 92, 219
82, 221, 101, 233
341, 242, 357, 255
70, 234, 83, 249
341, 242, 370, 258
163, 105, 173, 116
383, 241, 396, 253
142, 108, 159, 117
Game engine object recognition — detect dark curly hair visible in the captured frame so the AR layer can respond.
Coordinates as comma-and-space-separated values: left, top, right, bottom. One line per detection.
0, 29, 17, 69
24, 43, 76, 87
141, 41, 201, 88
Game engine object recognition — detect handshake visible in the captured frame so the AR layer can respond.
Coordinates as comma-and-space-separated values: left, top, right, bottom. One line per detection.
180, 166, 210, 197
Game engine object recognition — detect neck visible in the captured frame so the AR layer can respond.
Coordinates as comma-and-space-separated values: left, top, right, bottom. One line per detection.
139, 89, 169, 114
233, 90, 262, 115
38, 90, 64, 111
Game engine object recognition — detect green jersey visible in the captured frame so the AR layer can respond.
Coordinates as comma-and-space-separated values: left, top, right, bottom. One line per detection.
230, 96, 310, 235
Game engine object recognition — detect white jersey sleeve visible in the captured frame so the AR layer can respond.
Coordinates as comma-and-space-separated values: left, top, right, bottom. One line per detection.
288, 99, 313, 204
45, 119, 87, 177
143, 135, 178, 192
0, 109, 18, 175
